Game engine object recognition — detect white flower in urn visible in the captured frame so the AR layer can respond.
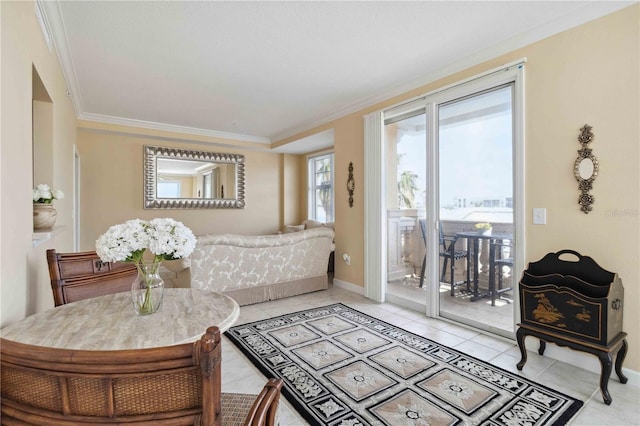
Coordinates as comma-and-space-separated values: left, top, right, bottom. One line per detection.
33, 184, 64, 204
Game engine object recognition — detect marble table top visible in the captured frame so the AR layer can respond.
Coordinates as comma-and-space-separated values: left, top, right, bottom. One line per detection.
1, 288, 239, 351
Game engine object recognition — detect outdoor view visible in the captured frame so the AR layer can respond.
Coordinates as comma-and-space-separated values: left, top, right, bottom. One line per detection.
387, 84, 515, 335
310, 153, 334, 223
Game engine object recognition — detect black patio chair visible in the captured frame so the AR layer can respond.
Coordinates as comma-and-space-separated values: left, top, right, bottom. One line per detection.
418, 220, 468, 295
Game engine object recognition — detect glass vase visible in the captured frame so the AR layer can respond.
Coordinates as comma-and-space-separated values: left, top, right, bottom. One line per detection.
131, 263, 165, 315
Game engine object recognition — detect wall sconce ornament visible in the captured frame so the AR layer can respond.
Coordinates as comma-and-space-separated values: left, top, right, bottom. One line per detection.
574, 124, 598, 214
347, 162, 355, 208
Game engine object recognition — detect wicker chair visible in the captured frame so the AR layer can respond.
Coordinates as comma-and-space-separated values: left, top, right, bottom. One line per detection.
1, 326, 283, 425
47, 249, 138, 306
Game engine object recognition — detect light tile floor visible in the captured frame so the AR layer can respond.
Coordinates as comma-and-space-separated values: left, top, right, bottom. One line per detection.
387, 275, 515, 333
221, 285, 639, 425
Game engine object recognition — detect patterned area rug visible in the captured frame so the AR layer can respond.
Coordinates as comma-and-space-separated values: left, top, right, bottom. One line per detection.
224, 304, 582, 426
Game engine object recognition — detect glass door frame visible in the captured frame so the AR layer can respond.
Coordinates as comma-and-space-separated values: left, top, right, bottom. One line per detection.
423, 65, 525, 337
365, 60, 525, 338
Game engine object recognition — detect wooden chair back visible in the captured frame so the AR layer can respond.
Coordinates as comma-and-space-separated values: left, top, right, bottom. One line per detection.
244, 379, 283, 426
47, 249, 138, 306
1, 326, 222, 425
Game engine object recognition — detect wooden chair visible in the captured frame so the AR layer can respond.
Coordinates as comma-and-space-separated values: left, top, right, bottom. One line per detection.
1, 326, 283, 425
47, 249, 138, 306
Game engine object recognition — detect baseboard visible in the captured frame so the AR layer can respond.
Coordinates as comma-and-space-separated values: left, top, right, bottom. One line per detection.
332, 278, 364, 295
524, 337, 639, 387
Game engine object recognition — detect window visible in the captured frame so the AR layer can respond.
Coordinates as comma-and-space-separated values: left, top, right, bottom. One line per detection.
203, 172, 212, 198
157, 181, 181, 198
308, 153, 334, 222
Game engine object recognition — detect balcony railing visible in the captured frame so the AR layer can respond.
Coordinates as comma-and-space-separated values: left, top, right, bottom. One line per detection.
387, 209, 514, 285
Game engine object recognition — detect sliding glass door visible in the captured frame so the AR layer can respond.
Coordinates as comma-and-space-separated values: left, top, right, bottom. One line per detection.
384, 112, 427, 310
376, 63, 524, 337
436, 84, 516, 336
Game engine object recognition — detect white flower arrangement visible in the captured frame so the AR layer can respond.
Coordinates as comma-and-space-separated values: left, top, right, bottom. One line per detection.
33, 184, 64, 204
96, 218, 196, 269
96, 218, 196, 314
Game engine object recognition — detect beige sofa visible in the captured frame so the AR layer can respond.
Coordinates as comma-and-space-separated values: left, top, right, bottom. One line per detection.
164, 227, 335, 306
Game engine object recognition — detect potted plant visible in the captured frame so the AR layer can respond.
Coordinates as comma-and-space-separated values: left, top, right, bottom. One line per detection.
474, 222, 492, 236
32, 184, 64, 230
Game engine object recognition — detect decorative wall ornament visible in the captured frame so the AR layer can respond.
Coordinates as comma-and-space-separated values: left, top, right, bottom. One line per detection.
574, 124, 598, 214
347, 162, 355, 207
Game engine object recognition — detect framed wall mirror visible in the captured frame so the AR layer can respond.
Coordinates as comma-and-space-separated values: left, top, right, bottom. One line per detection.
144, 145, 245, 209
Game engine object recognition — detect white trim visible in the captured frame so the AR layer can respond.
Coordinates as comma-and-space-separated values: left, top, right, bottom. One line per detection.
523, 338, 639, 387
332, 279, 365, 296
32, 225, 66, 248
35, 1, 53, 52
513, 65, 526, 332
272, 0, 631, 141
385, 59, 527, 117
307, 152, 335, 222
40, 0, 81, 115
73, 145, 81, 252
363, 111, 385, 303
425, 103, 439, 318
78, 113, 271, 144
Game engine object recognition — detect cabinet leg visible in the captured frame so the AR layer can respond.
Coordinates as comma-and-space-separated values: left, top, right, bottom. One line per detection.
516, 327, 527, 370
538, 340, 546, 355
615, 339, 628, 384
597, 351, 613, 405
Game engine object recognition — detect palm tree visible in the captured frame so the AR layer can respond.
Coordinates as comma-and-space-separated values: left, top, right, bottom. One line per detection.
398, 170, 419, 209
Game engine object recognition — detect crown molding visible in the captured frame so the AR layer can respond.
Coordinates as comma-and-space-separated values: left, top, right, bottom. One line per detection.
41, 0, 633, 145
271, 1, 634, 142
78, 113, 271, 144
39, 0, 82, 115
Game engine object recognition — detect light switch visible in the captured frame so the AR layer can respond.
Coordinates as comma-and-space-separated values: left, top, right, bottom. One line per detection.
533, 208, 546, 225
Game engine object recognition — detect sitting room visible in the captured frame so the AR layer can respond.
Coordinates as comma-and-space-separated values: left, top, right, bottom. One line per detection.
2, 2, 639, 425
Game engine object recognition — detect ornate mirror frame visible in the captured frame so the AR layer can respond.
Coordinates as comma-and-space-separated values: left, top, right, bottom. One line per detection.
144, 145, 245, 209
574, 124, 598, 214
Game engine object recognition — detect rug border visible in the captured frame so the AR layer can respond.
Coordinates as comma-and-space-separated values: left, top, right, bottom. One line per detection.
224, 303, 584, 426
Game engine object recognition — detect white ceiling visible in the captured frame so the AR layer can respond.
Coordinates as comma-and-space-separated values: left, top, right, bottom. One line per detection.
41, 1, 632, 154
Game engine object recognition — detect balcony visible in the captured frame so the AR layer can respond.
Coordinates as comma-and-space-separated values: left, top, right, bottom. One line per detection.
387, 209, 514, 334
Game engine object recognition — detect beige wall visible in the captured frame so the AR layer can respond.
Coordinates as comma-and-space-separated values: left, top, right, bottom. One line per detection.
280, 5, 640, 370
1, 1, 76, 325
281, 154, 302, 227
76, 129, 287, 249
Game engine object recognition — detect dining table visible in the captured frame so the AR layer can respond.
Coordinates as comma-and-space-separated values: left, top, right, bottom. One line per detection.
0, 288, 240, 351
455, 231, 513, 302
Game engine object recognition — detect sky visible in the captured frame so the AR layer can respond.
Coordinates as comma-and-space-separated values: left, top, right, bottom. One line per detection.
395, 85, 513, 211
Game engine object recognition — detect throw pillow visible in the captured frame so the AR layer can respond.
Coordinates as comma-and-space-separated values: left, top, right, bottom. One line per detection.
283, 224, 305, 233
302, 219, 324, 229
